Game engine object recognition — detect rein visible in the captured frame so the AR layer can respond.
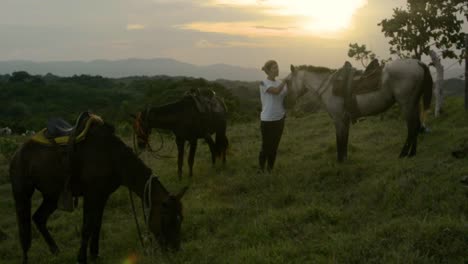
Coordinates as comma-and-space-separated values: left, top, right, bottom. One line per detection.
143, 174, 158, 225
304, 70, 337, 99
128, 174, 159, 249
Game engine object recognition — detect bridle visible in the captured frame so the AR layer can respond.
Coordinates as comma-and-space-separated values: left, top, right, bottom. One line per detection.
129, 174, 178, 249
132, 108, 167, 156
296, 70, 337, 99
133, 110, 150, 148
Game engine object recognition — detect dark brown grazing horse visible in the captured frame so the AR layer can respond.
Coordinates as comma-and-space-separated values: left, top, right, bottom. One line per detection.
133, 94, 228, 179
9, 120, 187, 264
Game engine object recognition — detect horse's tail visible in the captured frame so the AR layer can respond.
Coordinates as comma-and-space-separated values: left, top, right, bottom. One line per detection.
419, 62, 433, 110
215, 122, 229, 158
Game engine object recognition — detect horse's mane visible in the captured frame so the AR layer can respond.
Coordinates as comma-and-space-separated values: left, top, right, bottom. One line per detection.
296, 65, 335, 73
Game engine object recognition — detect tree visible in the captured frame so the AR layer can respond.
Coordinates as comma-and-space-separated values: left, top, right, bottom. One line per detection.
347, 43, 376, 67
9, 71, 31, 82
379, 0, 466, 61
380, 0, 467, 118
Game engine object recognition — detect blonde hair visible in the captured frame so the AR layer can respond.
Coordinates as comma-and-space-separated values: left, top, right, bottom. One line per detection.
261, 60, 277, 73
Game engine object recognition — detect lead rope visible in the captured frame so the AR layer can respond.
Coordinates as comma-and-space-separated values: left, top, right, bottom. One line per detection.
129, 128, 153, 248
143, 174, 155, 225
128, 188, 146, 248
142, 175, 160, 257
128, 174, 157, 249
127, 138, 147, 248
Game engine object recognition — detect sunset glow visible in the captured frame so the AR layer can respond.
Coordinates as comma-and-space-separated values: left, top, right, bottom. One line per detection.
195, 0, 368, 36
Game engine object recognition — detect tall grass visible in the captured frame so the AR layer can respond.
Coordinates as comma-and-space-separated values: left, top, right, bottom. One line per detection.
0, 97, 467, 263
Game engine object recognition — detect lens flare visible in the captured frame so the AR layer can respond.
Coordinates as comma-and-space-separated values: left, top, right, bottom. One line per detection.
122, 253, 138, 264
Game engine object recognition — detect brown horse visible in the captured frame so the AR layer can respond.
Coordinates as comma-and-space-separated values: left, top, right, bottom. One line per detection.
9, 119, 187, 264
133, 94, 228, 179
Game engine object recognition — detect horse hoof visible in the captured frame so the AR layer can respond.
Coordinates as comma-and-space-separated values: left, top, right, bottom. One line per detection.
90, 255, 100, 262
452, 151, 466, 159
460, 176, 468, 186
0, 231, 7, 241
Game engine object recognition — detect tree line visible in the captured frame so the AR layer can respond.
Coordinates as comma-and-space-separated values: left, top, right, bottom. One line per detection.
0, 71, 260, 133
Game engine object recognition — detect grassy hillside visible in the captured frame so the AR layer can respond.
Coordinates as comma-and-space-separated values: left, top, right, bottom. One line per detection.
0, 97, 467, 263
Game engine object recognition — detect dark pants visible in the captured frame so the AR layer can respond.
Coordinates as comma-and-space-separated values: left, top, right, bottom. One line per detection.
259, 118, 285, 172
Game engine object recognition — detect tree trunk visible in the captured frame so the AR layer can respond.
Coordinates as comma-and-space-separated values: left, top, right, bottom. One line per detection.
429, 50, 444, 117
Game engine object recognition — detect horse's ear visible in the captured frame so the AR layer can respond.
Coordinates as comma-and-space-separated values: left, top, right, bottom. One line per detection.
290, 64, 296, 72
176, 186, 189, 200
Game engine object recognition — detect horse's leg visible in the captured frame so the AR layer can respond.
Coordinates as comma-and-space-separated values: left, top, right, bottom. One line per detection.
176, 137, 185, 180
215, 120, 228, 165
89, 197, 108, 261
12, 185, 34, 264
222, 147, 226, 164
77, 195, 104, 264
399, 134, 411, 158
219, 134, 228, 165
32, 195, 59, 255
399, 104, 420, 158
408, 107, 421, 157
341, 117, 350, 160
188, 139, 198, 177
335, 118, 350, 162
204, 135, 216, 166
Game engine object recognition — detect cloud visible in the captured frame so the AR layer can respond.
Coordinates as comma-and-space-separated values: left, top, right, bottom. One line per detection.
126, 24, 145, 30
225, 41, 279, 48
178, 22, 301, 37
195, 39, 222, 48
195, 39, 281, 48
151, 0, 188, 2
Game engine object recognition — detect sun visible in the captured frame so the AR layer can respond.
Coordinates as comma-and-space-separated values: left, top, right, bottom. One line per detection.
265, 0, 368, 34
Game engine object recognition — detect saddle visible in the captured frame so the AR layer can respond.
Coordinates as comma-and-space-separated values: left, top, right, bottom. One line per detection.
31, 112, 103, 146
331, 60, 383, 122
333, 59, 383, 97
185, 88, 226, 114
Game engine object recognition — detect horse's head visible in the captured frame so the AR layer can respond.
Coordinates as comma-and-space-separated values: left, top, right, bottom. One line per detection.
284, 65, 309, 106
132, 109, 151, 149
149, 186, 188, 251
289, 64, 336, 102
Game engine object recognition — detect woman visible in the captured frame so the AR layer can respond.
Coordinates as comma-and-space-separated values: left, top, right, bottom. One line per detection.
258, 60, 289, 172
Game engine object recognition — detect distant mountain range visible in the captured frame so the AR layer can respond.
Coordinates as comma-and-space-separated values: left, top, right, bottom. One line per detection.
0, 58, 464, 82
0, 58, 265, 81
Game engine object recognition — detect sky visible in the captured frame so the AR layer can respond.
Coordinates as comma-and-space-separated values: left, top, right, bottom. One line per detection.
0, 0, 465, 74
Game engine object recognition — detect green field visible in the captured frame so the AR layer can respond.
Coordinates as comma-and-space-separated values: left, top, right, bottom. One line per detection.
0, 97, 467, 264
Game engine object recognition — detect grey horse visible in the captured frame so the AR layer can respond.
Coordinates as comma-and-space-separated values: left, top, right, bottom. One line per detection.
288, 59, 433, 162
